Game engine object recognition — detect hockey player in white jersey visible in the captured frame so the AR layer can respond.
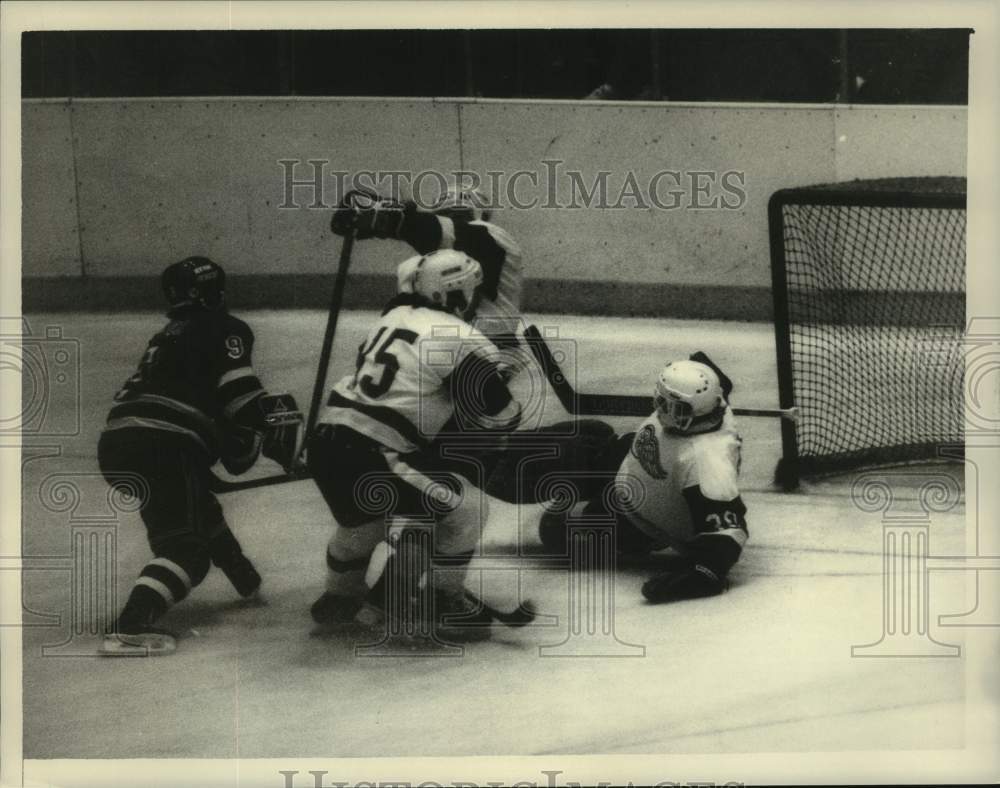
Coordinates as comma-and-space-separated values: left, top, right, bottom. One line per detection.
330, 186, 524, 351
306, 249, 522, 635
538, 356, 748, 602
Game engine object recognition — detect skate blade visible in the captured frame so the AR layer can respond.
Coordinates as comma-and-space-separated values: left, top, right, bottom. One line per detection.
435, 624, 493, 643
310, 602, 386, 640
98, 632, 177, 657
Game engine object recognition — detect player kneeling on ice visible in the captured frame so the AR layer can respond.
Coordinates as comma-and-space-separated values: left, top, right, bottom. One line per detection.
538, 357, 748, 603
307, 249, 524, 639
97, 257, 303, 656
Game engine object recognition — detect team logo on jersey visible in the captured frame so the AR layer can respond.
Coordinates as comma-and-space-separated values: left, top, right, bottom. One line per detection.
631, 424, 668, 480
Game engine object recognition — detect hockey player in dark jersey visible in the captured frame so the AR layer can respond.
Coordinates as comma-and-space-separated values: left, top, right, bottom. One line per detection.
498, 355, 748, 603
330, 186, 523, 351
97, 257, 302, 656
307, 249, 521, 639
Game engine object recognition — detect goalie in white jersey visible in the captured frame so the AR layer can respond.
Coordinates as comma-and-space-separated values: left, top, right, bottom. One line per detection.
307, 249, 521, 632
539, 356, 748, 603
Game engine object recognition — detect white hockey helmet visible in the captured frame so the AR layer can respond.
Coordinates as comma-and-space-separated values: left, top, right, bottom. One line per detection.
396, 254, 421, 294
409, 249, 484, 319
433, 185, 491, 222
653, 360, 725, 433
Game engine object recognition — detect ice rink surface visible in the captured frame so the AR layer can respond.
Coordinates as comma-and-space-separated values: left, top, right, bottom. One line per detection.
19, 310, 970, 758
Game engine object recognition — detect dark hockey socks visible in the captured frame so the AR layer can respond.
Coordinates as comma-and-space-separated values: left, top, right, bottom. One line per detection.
100, 557, 193, 656
210, 528, 262, 598
114, 583, 169, 634
126, 556, 194, 622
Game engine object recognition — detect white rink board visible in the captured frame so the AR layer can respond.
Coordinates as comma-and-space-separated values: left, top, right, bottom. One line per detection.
47, 98, 461, 278
21, 100, 80, 277
834, 105, 968, 182
23, 98, 967, 290
459, 101, 836, 286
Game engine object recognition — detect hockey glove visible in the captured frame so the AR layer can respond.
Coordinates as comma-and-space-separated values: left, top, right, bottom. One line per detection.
220, 423, 263, 476
330, 188, 378, 235
641, 562, 727, 603
330, 189, 409, 240
259, 393, 304, 471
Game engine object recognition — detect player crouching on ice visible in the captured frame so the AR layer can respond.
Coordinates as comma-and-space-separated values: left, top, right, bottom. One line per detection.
537, 357, 748, 603
97, 257, 302, 656
307, 249, 523, 640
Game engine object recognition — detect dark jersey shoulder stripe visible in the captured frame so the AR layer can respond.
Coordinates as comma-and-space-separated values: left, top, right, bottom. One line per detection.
106, 308, 264, 457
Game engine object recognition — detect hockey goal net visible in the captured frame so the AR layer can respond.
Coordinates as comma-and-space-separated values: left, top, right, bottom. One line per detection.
769, 177, 966, 489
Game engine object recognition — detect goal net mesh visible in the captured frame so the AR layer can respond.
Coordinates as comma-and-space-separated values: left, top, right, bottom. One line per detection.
770, 177, 966, 484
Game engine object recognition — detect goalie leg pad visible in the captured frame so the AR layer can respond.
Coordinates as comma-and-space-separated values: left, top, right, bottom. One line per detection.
539, 500, 658, 556
486, 419, 619, 504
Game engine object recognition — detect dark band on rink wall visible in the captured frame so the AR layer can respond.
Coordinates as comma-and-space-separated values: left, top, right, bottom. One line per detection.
21, 274, 963, 324
23, 274, 772, 320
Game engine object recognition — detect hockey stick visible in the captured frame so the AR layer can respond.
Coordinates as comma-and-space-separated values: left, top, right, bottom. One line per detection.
481, 598, 537, 627
523, 325, 797, 421
305, 230, 356, 442
461, 592, 538, 628
210, 463, 313, 493
211, 233, 356, 494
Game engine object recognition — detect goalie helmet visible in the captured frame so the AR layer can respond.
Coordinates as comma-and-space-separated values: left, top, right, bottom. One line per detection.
409, 249, 483, 319
653, 360, 725, 434
162, 256, 225, 311
433, 186, 491, 223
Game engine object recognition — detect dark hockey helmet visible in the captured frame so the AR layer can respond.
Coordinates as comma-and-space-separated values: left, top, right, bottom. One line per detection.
161, 256, 226, 310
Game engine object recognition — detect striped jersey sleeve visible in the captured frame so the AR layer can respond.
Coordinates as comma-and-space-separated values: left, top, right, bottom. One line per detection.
214, 318, 266, 428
